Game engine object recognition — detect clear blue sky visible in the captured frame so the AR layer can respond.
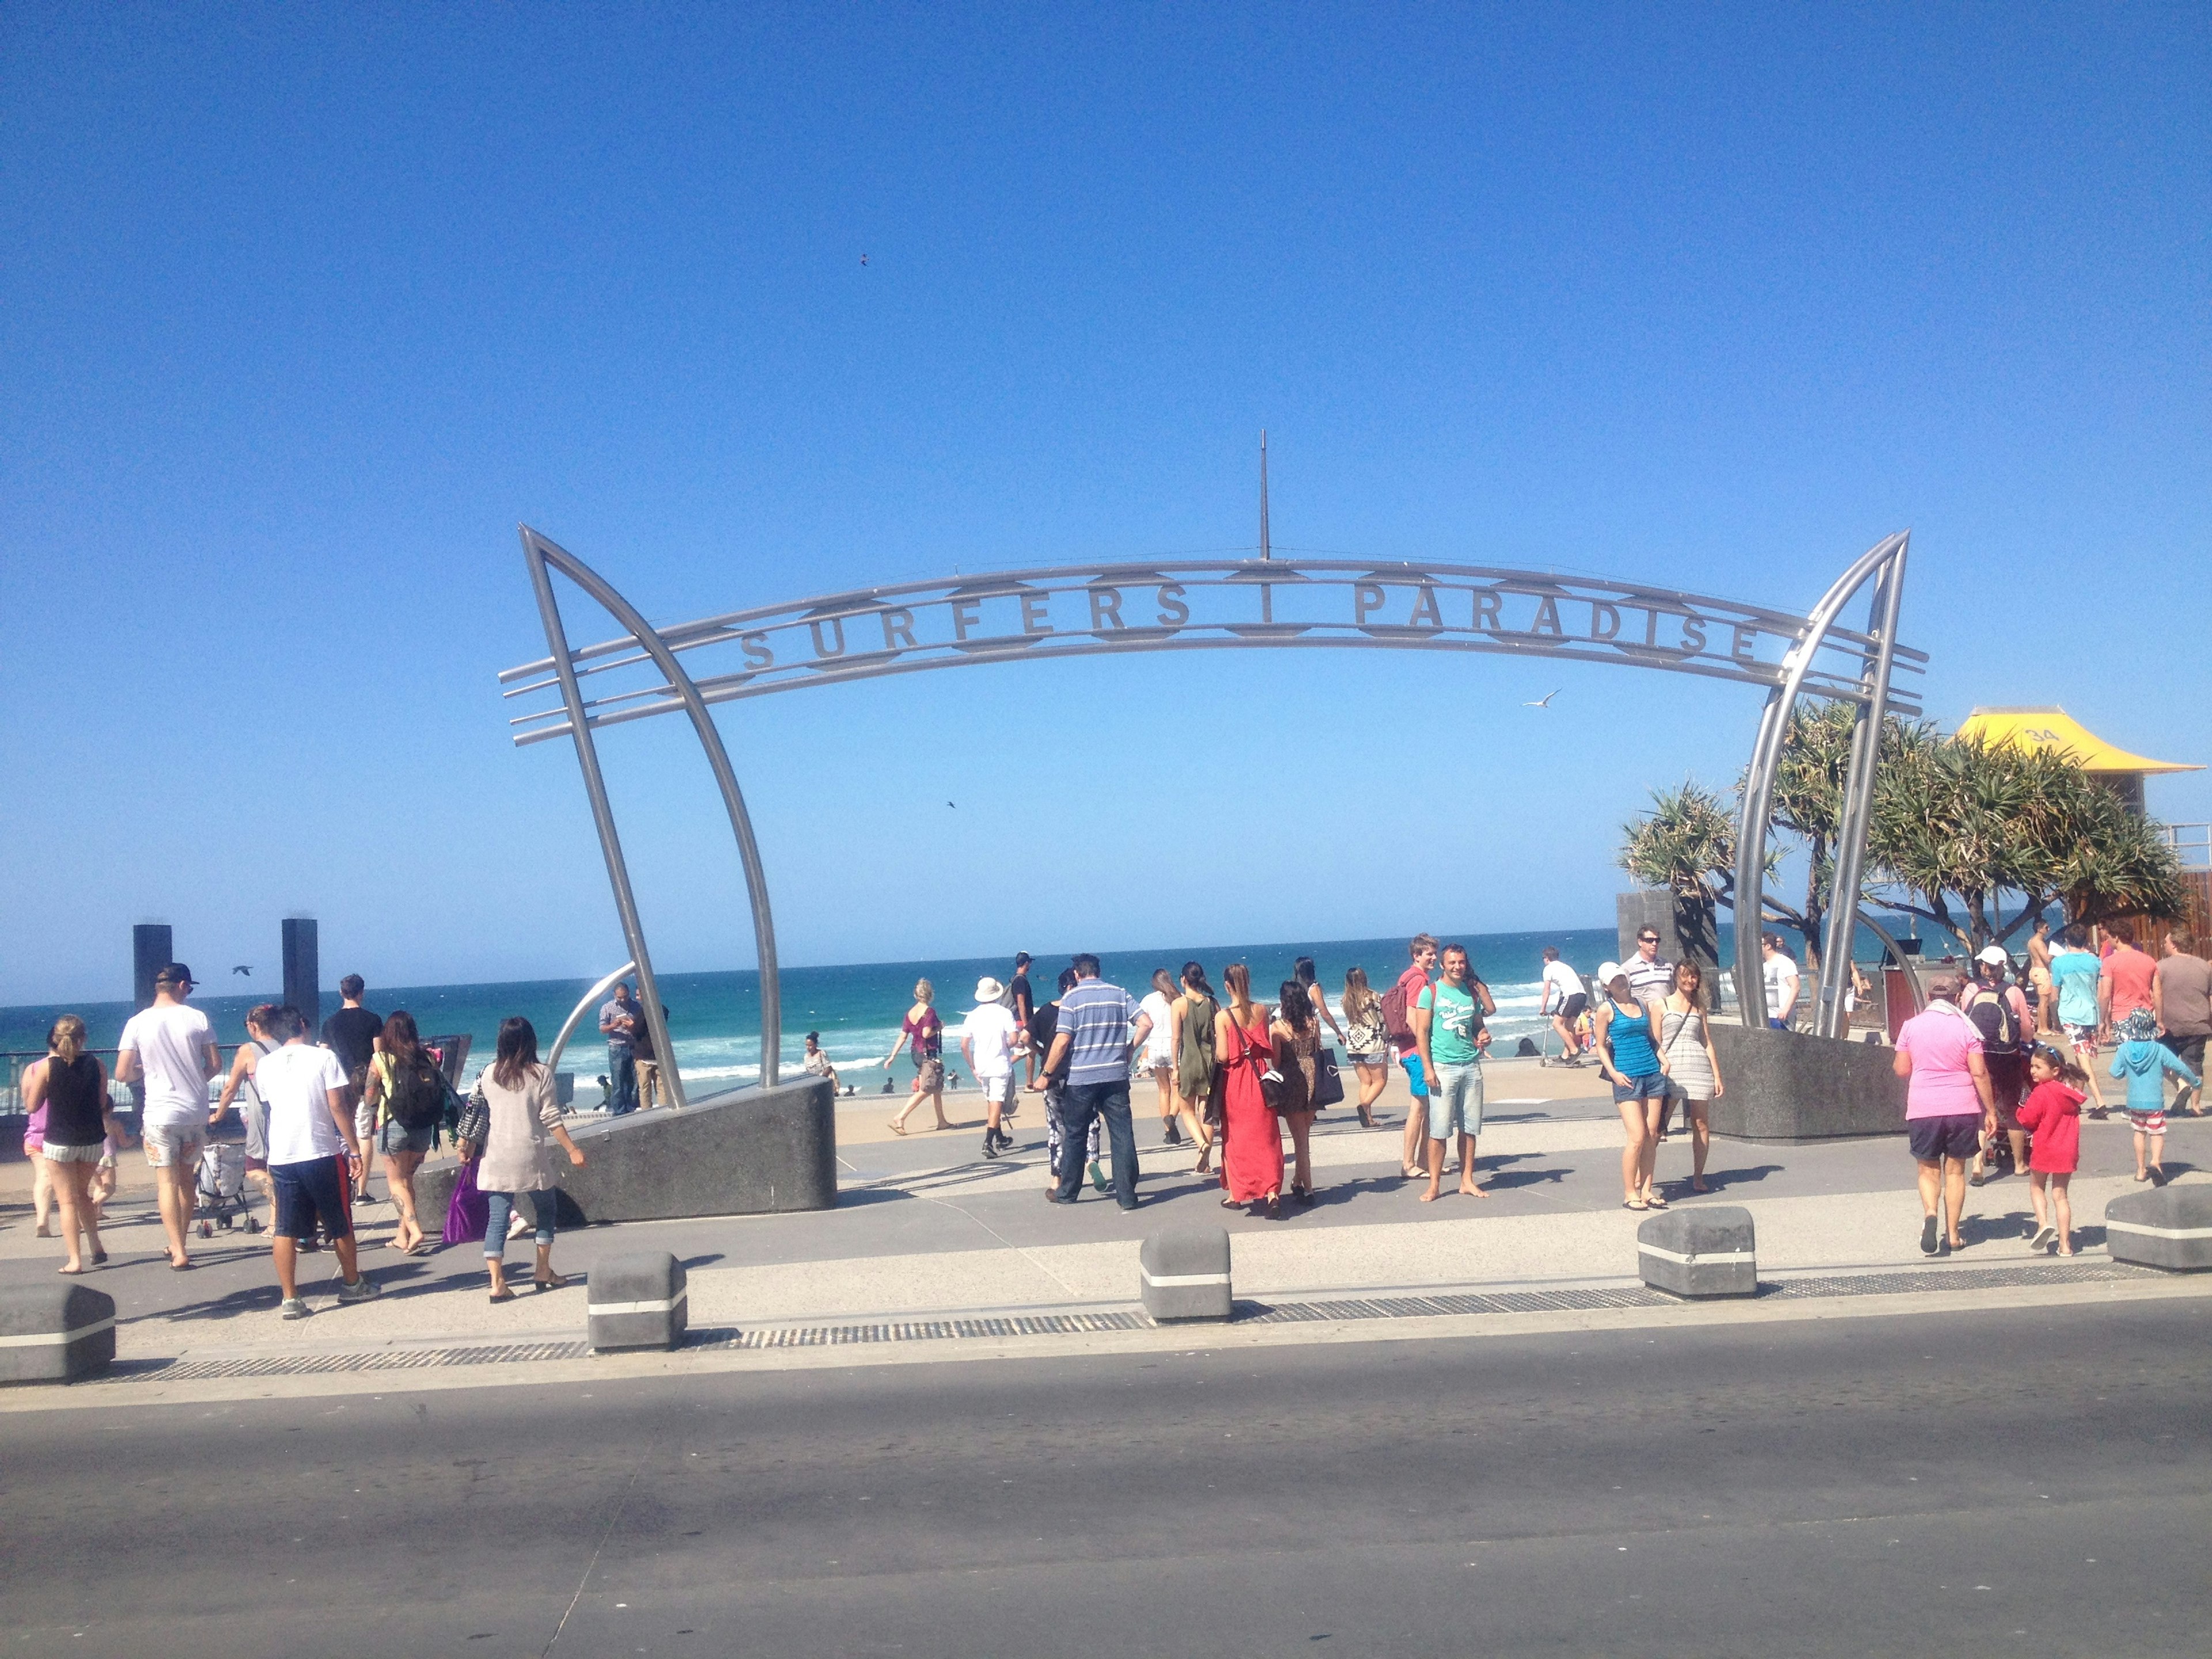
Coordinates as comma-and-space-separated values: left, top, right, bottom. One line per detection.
4, 3, 2206, 1004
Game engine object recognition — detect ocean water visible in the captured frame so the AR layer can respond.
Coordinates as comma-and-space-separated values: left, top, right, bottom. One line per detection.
0, 929, 1623, 1097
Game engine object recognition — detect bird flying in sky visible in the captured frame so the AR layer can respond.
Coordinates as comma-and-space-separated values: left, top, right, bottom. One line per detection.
232, 965, 252, 975
1523, 690, 1560, 708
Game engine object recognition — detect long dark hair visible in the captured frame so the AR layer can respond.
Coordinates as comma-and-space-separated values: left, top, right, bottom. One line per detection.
381, 1010, 421, 1066
1293, 955, 1319, 988
491, 1016, 541, 1089
1342, 966, 1378, 1020
1278, 979, 1312, 1032
1181, 960, 1215, 999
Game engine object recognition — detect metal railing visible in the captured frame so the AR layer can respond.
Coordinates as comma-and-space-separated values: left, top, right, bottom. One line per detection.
2162, 822, 2210, 870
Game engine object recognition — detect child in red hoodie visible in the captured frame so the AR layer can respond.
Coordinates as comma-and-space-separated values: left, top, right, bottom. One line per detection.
2016, 1044, 2087, 1255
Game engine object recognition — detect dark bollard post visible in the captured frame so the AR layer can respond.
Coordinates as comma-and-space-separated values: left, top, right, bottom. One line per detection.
282, 918, 320, 1028
133, 925, 173, 1012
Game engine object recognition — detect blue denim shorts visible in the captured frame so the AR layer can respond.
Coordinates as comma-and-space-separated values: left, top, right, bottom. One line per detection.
1426, 1062, 1484, 1141
1613, 1071, 1666, 1103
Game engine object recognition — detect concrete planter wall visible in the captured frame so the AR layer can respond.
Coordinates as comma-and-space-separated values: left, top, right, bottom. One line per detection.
1707, 1023, 1905, 1142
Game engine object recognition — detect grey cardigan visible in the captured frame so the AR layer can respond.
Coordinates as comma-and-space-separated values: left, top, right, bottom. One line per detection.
474, 1063, 563, 1194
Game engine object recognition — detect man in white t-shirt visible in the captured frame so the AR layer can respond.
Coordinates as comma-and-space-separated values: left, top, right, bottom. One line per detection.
253, 1004, 380, 1320
1762, 934, 1802, 1031
963, 976, 1022, 1161
1539, 948, 1588, 1064
115, 963, 220, 1270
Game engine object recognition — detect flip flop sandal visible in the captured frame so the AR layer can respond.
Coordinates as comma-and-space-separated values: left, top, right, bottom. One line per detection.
1623, 1199, 1648, 1211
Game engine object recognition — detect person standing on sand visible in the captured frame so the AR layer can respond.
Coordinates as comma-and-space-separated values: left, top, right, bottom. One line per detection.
962, 976, 1021, 1160
1214, 963, 1282, 1217
1339, 967, 1390, 1129
1171, 962, 1220, 1172
885, 979, 950, 1134
1041, 955, 1149, 1210
115, 963, 219, 1271
1892, 974, 1995, 1256
1413, 944, 1493, 1203
1389, 935, 1440, 1179
253, 1005, 380, 1319
1657, 961, 1724, 1194
2154, 929, 2211, 1115
21, 1016, 131, 1275
599, 980, 642, 1116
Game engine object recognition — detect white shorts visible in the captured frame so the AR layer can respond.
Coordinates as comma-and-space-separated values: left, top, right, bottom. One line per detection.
143, 1122, 209, 1169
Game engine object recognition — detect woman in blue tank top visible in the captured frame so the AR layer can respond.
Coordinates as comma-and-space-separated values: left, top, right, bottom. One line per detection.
1596, 964, 1668, 1211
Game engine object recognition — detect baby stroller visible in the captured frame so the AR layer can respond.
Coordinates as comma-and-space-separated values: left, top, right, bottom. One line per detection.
196, 1142, 260, 1236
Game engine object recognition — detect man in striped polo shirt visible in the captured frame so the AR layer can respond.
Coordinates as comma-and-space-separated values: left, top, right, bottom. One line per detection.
1625, 926, 1673, 1013
1040, 955, 1153, 1210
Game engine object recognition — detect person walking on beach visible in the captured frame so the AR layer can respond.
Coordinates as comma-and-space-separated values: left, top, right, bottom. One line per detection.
358, 1011, 443, 1255
1041, 955, 1149, 1209
1540, 948, 1588, 1065
1388, 935, 1440, 1178
1138, 969, 1183, 1147
885, 979, 951, 1134
21, 1016, 131, 1275
2109, 1008, 2197, 1186
211, 1004, 281, 1234
2048, 927, 2108, 1115
1760, 934, 1801, 1031
1272, 976, 1322, 1204
1008, 953, 1038, 1086
1413, 944, 1493, 1202
2154, 930, 2211, 1115
1892, 974, 1995, 1256
801, 1032, 843, 1094
1339, 967, 1390, 1129
1214, 963, 1282, 1216
1171, 961, 1221, 1171
115, 963, 219, 1270
1965, 946, 2032, 1186
1595, 963, 1668, 1210
468, 1017, 589, 1302
321, 975, 384, 1200
2016, 1043, 2086, 1255
253, 1005, 380, 1318
1657, 961, 1724, 1194
963, 976, 1022, 1159
599, 980, 642, 1115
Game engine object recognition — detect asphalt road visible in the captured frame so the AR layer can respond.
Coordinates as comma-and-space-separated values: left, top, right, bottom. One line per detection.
5, 1298, 2209, 1657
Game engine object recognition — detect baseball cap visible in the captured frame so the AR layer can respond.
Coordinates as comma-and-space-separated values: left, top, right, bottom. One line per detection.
1975, 945, 2010, 967
155, 962, 197, 988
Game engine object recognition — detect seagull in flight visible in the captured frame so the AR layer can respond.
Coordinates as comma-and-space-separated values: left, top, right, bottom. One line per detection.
1524, 690, 1561, 708
232, 965, 252, 976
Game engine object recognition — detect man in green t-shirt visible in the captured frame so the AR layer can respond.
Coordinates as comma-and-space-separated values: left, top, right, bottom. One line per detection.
1413, 944, 1495, 1202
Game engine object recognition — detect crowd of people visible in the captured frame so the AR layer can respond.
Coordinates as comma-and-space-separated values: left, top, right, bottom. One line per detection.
17, 963, 588, 1317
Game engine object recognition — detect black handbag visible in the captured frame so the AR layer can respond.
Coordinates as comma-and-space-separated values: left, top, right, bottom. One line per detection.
1311, 1046, 1345, 1109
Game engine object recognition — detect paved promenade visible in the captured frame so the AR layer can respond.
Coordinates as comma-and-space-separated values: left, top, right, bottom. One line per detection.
3, 1057, 2206, 1403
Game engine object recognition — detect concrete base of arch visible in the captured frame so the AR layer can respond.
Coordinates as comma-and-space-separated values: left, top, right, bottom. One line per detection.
1706, 1024, 1907, 1143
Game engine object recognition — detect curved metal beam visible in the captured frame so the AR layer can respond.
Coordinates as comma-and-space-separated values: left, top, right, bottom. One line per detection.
1733, 532, 1911, 1030
523, 527, 785, 1090
544, 960, 637, 1081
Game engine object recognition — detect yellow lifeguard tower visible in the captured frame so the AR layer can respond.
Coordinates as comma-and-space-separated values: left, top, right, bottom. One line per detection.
1955, 705, 2200, 816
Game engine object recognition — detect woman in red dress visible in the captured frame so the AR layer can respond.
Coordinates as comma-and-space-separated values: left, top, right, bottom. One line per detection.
1215, 963, 1283, 1215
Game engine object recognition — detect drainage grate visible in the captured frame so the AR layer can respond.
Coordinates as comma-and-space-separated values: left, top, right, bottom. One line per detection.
109, 1259, 2157, 1384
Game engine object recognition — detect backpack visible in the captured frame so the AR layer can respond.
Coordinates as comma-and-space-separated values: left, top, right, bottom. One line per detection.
1381, 980, 1418, 1047
385, 1051, 449, 1131
1965, 983, 2021, 1055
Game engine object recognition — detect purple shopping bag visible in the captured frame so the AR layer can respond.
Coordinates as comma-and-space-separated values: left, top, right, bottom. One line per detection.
443, 1156, 488, 1247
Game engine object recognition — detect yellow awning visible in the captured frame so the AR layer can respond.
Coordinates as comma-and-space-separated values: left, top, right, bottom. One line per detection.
1955, 706, 2201, 775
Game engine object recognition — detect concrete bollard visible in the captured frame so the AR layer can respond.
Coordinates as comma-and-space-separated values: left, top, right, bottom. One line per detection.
1, 1283, 118, 1385
1636, 1205, 1758, 1298
1139, 1225, 1232, 1322
587, 1251, 689, 1351
2104, 1185, 2212, 1272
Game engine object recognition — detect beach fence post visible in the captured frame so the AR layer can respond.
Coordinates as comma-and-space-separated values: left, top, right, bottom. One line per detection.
282, 917, 319, 1030
132, 924, 172, 1011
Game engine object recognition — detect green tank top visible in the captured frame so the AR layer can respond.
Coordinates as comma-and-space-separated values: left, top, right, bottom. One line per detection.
1176, 994, 1218, 1088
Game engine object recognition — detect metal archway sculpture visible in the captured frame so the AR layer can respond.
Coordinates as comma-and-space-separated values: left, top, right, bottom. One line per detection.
502, 528, 1921, 1092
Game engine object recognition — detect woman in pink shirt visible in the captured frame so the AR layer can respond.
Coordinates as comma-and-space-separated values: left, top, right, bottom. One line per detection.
1892, 975, 1995, 1257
